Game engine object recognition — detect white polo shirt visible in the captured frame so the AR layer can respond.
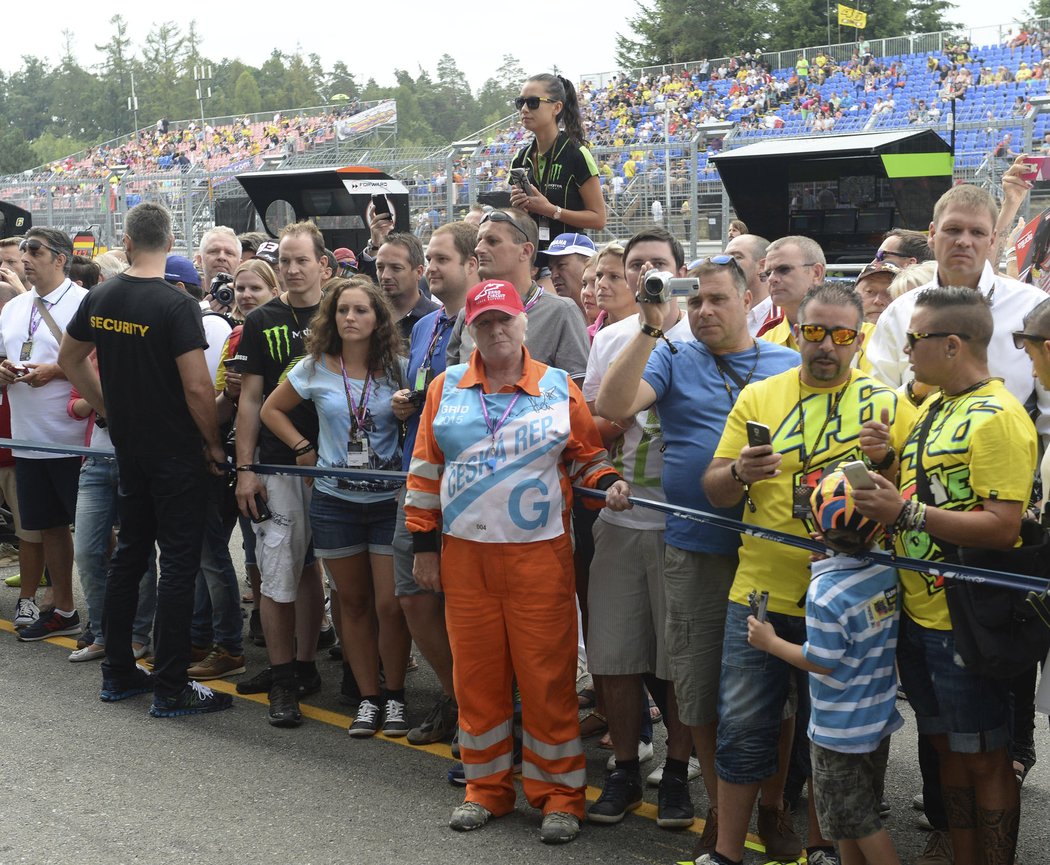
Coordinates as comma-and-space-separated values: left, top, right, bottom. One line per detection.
866, 261, 1050, 436
0, 278, 88, 458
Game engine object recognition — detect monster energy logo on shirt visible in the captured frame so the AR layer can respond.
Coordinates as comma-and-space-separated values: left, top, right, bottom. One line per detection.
262, 324, 308, 362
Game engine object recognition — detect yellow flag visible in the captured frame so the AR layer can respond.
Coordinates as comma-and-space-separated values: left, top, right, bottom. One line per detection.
837, 3, 867, 28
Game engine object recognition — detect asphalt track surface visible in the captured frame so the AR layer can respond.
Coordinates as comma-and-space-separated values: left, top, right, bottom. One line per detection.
2, 559, 1050, 865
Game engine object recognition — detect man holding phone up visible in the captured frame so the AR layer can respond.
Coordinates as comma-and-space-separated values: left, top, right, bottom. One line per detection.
701, 284, 912, 865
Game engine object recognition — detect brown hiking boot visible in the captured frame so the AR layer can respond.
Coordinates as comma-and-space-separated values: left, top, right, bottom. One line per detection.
756, 802, 802, 860
187, 646, 246, 680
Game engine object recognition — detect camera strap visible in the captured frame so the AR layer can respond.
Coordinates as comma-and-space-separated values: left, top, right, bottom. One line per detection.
32, 296, 65, 344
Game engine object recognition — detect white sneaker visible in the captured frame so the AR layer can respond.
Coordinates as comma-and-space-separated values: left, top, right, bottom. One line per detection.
606, 739, 656, 770
13, 597, 39, 627
647, 755, 702, 787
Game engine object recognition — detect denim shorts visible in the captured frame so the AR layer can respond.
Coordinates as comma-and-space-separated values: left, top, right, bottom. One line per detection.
716, 600, 809, 784
896, 613, 1011, 753
309, 490, 397, 558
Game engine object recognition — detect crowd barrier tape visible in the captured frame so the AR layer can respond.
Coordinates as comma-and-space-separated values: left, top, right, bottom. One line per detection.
3, 438, 1048, 597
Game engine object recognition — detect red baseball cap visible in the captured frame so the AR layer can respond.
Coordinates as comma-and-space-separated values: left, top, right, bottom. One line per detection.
464, 280, 525, 325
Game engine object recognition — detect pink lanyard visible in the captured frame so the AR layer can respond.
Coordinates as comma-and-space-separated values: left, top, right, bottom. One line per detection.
339, 358, 372, 435
522, 284, 544, 313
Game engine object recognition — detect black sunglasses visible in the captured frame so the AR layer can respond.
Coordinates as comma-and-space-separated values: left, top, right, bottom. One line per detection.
907, 331, 970, 348
799, 324, 860, 345
514, 96, 556, 111
1013, 330, 1049, 350
906, 331, 971, 348
19, 237, 61, 257
481, 210, 530, 243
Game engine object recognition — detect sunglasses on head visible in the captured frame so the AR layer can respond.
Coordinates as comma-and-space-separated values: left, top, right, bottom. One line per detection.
799, 324, 860, 345
704, 254, 745, 274
1012, 330, 1048, 350
480, 210, 530, 243
19, 237, 60, 257
514, 95, 556, 111
906, 331, 971, 349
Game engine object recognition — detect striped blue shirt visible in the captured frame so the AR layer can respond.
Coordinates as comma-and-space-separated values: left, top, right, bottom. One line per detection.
801, 555, 904, 753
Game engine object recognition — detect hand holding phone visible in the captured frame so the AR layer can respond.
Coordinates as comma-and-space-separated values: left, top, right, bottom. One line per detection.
840, 460, 877, 490
746, 421, 771, 448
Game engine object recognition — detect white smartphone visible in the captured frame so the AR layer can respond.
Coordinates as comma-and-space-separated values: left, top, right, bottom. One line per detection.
840, 460, 876, 490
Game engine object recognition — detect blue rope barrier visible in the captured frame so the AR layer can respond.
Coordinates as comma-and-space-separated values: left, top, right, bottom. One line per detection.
2, 438, 1045, 595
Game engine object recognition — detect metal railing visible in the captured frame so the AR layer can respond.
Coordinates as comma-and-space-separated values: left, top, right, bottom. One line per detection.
580, 17, 1047, 87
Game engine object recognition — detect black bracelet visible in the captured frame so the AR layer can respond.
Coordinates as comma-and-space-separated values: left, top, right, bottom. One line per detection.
236, 465, 254, 473
866, 446, 896, 472
730, 462, 756, 514
293, 443, 316, 457
640, 323, 664, 339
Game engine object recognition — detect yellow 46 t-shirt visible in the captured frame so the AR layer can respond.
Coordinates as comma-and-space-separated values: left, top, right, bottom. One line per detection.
896, 379, 1037, 630
714, 368, 913, 617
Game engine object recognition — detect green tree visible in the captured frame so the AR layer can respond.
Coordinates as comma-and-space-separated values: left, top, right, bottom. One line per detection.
234, 71, 262, 114
141, 22, 187, 121
93, 15, 138, 137
32, 131, 95, 165
616, 0, 771, 67
0, 127, 39, 174
907, 0, 960, 34
477, 55, 525, 124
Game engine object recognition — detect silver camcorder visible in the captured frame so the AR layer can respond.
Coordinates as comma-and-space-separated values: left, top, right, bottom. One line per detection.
639, 270, 699, 304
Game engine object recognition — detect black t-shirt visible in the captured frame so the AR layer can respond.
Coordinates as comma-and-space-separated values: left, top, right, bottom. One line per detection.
236, 295, 320, 465
65, 274, 208, 457
512, 131, 598, 249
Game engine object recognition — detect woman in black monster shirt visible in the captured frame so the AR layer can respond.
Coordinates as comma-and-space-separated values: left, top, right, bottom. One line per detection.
509, 73, 606, 250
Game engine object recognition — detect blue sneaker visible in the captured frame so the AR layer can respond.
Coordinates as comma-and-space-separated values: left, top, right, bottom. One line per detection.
149, 681, 234, 718
100, 667, 154, 702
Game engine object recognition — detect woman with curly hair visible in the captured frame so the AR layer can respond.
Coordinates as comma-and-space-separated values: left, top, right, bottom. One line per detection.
261, 276, 412, 738
509, 73, 606, 249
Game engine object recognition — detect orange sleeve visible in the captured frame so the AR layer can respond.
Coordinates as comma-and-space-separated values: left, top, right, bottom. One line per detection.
561, 376, 619, 509
405, 371, 448, 538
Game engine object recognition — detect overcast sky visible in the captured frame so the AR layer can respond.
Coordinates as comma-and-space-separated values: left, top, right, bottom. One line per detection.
4, 0, 1032, 90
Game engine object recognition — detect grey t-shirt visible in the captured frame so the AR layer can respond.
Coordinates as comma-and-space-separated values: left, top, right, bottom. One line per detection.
445, 285, 589, 381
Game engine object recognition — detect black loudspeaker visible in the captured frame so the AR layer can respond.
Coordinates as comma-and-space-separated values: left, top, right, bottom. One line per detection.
215, 198, 257, 234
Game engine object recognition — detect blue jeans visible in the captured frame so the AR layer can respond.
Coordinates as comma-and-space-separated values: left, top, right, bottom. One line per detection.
190, 475, 243, 655
73, 456, 156, 647
897, 613, 1011, 753
716, 601, 809, 784
102, 452, 208, 699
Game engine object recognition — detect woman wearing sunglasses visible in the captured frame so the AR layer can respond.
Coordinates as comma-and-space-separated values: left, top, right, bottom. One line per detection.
509, 74, 606, 249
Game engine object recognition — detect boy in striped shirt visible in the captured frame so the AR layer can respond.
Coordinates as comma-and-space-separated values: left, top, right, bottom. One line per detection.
747, 468, 903, 865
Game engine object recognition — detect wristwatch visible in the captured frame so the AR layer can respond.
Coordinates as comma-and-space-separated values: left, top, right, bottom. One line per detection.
866, 447, 896, 472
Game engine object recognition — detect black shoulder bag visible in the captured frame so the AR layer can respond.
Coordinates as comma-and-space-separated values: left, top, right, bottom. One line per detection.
912, 398, 1050, 679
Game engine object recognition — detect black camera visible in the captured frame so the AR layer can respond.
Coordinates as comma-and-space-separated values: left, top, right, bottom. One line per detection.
639, 270, 699, 304
407, 390, 427, 406
209, 272, 235, 307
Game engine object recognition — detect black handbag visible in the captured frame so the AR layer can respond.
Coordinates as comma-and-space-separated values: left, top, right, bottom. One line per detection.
912, 397, 1050, 679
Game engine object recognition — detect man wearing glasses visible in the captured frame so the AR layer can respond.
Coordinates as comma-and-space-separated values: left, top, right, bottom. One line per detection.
445, 208, 588, 382
0, 228, 87, 639
874, 228, 932, 267
754, 236, 826, 348
703, 284, 911, 865
596, 249, 798, 855
867, 184, 1050, 437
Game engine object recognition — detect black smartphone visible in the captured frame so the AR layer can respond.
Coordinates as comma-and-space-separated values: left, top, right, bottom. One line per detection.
371, 193, 392, 218
509, 167, 532, 192
746, 421, 771, 448
251, 492, 272, 524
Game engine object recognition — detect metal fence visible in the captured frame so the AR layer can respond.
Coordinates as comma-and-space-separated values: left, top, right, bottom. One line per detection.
0, 130, 1007, 259
580, 17, 1045, 86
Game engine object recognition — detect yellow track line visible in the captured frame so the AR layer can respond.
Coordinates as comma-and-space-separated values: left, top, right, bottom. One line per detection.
1, 617, 782, 858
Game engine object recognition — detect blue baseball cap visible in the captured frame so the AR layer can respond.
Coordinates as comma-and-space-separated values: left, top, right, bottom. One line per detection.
546, 233, 596, 257
165, 255, 201, 287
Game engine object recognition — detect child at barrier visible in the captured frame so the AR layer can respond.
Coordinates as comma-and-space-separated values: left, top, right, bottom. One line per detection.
747, 466, 902, 865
